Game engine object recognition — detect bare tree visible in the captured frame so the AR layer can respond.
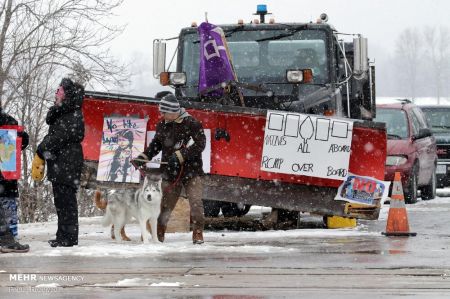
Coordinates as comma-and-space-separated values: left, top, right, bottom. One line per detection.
423, 26, 450, 104
0, 0, 129, 222
393, 28, 423, 100
0, 0, 128, 107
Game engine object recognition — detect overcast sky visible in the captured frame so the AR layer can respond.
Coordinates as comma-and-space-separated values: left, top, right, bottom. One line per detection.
106, 0, 450, 96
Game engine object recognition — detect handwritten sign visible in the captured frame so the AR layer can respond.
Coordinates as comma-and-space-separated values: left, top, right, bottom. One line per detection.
335, 173, 391, 205
146, 129, 211, 173
97, 117, 147, 183
261, 110, 353, 180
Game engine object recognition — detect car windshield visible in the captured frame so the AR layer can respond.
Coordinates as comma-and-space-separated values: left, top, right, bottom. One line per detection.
374, 108, 409, 139
421, 107, 450, 133
181, 28, 329, 88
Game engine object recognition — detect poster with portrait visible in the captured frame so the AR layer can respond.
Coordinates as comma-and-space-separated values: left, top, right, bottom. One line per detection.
96, 117, 147, 183
0, 125, 23, 180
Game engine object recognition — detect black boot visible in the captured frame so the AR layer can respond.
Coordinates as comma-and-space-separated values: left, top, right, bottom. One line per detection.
48, 239, 77, 247
50, 224, 78, 247
0, 233, 29, 253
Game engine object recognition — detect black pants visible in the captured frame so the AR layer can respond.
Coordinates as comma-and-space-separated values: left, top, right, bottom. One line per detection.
52, 184, 79, 243
0, 205, 14, 245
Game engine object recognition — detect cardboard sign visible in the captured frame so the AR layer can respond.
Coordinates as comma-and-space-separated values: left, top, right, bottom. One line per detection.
97, 117, 147, 183
146, 129, 211, 173
0, 126, 23, 180
261, 110, 353, 180
335, 173, 391, 205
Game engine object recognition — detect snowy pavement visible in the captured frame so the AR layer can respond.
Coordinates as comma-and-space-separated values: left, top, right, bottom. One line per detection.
0, 189, 450, 298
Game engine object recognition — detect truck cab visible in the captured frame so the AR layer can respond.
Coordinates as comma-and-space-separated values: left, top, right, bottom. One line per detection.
154, 10, 375, 120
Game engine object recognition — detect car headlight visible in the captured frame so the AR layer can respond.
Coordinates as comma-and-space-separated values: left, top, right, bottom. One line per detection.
386, 155, 408, 166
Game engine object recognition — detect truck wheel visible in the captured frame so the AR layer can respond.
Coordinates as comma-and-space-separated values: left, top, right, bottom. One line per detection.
404, 165, 418, 204
221, 202, 251, 217
203, 200, 221, 217
421, 167, 436, 200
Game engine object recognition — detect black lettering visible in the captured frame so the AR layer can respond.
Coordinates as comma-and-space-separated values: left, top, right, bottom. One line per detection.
265, 135, 287, 146
327, 166, 347, 177
297, 142, 310, 153
292, 163, 314, 173
262, 156, 284, 169
328, 144, 351, 153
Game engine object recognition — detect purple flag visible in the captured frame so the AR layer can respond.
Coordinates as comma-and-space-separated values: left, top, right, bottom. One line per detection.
198, 22, 236, 96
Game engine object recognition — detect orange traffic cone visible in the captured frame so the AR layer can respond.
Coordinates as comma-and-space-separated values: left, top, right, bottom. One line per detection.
382, 172, 417, 237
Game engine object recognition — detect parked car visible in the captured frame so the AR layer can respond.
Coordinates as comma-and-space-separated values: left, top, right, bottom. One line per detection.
374, 101, 437, 203
420, 105, 450, 187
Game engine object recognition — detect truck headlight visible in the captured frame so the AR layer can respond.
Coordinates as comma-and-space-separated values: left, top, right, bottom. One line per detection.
169, 72, 186, 86
286, 69, 313, 84
386, 155, 408, 166
286, 70, 304, 83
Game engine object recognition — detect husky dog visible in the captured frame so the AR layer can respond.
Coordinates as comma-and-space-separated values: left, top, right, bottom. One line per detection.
95, 176, 162, 243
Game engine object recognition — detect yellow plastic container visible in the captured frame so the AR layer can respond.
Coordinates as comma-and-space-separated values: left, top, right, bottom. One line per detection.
326, 216, 357, 229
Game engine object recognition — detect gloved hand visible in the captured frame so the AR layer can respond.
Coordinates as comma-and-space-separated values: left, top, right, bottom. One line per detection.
166, 153, 181, 181
131, 153, 149, 169
31, 154, 45, 181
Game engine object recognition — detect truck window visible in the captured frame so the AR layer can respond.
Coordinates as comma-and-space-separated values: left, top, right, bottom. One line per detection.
421, 107, 450, 133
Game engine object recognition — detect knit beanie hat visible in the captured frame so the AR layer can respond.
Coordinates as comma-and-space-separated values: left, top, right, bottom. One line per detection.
159, 94, 181, 113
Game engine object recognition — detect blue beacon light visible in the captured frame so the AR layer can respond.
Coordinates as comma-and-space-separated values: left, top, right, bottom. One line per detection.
256, 4, 267, 14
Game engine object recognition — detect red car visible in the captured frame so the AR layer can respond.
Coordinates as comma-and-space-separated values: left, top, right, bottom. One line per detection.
374, 101, 437, 203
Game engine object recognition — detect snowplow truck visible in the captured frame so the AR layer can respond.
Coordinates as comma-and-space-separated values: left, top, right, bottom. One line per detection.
81, 9, 386, 220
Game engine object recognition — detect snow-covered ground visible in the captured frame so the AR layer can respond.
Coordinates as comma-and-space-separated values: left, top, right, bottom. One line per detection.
9, 188, 450, 258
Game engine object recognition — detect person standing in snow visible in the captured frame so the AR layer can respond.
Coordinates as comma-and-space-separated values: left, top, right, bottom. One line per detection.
133, 92, 206, 244
0, 109, 30, 253
32, 78, 85, 247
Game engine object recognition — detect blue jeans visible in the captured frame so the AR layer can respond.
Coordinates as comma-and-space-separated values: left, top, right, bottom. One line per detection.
0, 197, 18, 238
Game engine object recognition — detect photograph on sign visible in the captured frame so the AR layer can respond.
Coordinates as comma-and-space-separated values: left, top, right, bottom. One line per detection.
334, 173, 391, 205
146, 129, 211, 173
97, 117, 147, 183
261, 110, 354, 180
0, 129, 17, 172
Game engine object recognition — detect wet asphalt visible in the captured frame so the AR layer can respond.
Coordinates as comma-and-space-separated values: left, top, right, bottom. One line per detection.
0, 189, 450, 298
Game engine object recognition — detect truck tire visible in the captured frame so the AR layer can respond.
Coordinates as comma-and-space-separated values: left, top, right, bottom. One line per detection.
221, 202, 251, 217
421, 167, 436, 200
203, 200, 221, 217
404, 164, 418, 204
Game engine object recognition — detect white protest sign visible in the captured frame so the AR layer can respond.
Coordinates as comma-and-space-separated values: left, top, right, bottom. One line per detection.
261, 110, 354, 180
146, 129, 211, 173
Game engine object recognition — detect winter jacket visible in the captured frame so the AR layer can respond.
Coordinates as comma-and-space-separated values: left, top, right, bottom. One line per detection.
37, 91, 85, 187
0, 109, 29, 197
144, 109, 206, 181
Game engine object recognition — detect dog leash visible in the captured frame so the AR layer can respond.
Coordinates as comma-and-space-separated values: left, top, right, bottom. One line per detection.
131, 159, 183, 193
131, 159, 167, 177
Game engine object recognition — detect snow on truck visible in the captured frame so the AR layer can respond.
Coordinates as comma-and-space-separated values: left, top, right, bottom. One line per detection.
81, 6, 387, 221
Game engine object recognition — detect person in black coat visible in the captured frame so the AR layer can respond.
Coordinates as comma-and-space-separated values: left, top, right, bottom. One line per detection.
32, 78, 85, 247
0, 109, 30, 253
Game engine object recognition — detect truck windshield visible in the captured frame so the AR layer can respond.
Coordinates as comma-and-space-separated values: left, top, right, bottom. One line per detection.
421, 107, 450, 132
180, 28, 329, 91
374, 108, 409, 139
